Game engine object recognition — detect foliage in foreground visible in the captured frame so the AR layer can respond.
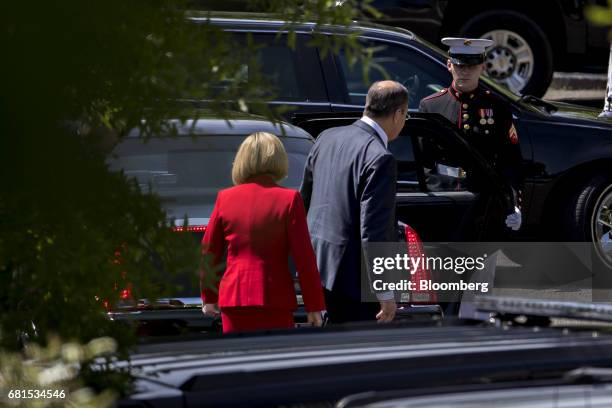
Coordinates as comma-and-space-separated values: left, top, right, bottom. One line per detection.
0, 0, 379, 399
0, 336, 123, 407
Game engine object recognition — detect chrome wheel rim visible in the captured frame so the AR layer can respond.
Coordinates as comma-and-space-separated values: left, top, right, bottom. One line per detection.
592, 185, 612, 267
481, 30, 534, 95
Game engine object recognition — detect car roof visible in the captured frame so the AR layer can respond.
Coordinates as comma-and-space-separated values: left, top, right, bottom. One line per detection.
126, 112, 313, 140
121, 323, 612, 392
186, 11, 417, 42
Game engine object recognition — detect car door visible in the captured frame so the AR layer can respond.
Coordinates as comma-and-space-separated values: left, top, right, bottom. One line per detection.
396, 112, 515, 242
292, 111, 514, 242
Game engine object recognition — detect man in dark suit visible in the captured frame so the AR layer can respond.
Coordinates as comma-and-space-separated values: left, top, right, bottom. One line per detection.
300, 80, 409, 324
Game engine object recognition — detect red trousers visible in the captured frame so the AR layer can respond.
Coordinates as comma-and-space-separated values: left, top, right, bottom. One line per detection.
221, 307, 294, 334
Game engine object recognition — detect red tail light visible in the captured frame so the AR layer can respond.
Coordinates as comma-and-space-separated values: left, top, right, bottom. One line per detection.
172, 225, 207, 233
404, 225, 437, 304
120, 286, 132, 300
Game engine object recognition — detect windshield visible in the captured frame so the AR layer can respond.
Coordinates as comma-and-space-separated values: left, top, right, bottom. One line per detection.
108, 135, 312, 221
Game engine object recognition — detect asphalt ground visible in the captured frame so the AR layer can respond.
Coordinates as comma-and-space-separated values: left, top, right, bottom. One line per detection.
489, 250, 605, 305
543, 72, 607, 108
492, 71, 610, 303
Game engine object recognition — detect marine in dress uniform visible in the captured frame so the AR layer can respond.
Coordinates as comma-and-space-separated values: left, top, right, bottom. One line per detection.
419, 37, 523, 238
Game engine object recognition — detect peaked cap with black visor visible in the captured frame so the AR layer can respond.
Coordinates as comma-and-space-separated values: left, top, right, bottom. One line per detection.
442, 37, 494, 66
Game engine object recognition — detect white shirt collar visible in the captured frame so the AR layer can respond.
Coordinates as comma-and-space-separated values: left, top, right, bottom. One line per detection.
360, 116, 388, 148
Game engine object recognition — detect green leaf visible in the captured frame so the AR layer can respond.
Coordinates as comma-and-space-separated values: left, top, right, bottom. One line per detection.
586, 5, 612, 26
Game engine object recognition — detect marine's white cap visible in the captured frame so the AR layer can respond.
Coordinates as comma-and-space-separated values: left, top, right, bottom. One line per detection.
441, 37, 494, 65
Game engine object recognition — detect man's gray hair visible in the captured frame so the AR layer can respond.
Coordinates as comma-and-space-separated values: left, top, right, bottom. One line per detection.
364, 81, 409, 118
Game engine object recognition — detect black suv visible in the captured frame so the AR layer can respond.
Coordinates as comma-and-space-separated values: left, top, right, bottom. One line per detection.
192, 13, 612, 268
192, 1, 611, 96
365, 0, 610, 96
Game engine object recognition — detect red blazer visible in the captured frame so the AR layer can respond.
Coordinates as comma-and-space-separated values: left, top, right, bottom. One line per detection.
201, 175, 325, 312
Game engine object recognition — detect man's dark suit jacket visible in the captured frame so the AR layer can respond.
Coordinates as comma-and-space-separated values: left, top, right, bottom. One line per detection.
300, 119, 397, 300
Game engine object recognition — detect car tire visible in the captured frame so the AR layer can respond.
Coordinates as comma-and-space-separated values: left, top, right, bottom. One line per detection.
563, 174, 612, 269
458, 10, 553, 97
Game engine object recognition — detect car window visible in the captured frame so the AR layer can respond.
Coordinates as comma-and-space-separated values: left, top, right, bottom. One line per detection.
388, 131, 419, 192
108, 136, 311, 220
337, 41, 450, 109
413, 129, 475, 193
254, 44, 304, 100
221, 33, 316, 102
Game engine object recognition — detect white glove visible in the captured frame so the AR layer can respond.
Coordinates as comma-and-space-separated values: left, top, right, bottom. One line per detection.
505, 206, 522, 231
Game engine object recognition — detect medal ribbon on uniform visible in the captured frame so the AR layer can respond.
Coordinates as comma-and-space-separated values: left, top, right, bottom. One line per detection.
479, 109, 487, 125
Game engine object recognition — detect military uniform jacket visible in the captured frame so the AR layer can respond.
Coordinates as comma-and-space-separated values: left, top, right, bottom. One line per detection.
419, 84, 523, 212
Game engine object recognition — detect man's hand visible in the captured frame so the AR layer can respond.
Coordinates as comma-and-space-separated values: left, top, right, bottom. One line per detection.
505, 206, 522, 231
202, 303, 220, 317
307, 311, 323, 327
376, 299, 397, 323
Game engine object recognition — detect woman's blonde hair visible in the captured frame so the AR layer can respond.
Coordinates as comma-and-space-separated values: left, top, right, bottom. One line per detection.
232, 132, 289, 185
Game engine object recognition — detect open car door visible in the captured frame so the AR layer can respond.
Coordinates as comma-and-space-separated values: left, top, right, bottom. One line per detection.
291, 111, 514, 242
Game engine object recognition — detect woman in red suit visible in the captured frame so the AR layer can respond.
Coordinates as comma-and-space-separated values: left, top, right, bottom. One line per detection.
200, 132, 325, 333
